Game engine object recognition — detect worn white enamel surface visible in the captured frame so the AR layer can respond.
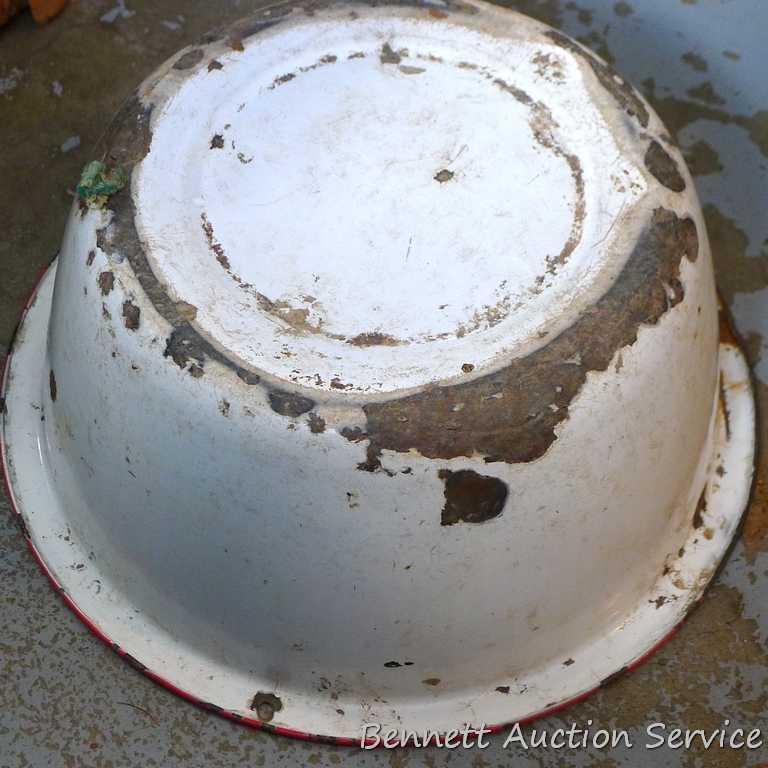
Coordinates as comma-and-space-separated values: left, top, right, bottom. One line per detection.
0, 0, 756, 741
137, 12, 647, 394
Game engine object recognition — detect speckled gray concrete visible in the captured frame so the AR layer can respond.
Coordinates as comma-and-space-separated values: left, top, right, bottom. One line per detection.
2, 1, 768, 766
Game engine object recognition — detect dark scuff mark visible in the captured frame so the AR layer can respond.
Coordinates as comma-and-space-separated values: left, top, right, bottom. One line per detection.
438, 469, 508, 525
269, 390, 315, 417
341, 426, 367, 443
495, 685, 511, 694
15, 514, 30, 539
49, 370, 57, 402
693, 488, 707, 529
422, 678, 441, 686
546, 30, 649, 128
98, 271, 114, 295
210, 133, 225, 149
563, 658, 575, 666
122, 652, 148, 672
250, 692, 282, 722
380, 42, 402, 64
399, 65, 425, 75
600, 665, 628, 688
198, 701, 223, 714
719, 377, 731, 441
269, 72, 296, 89
384, 661, 403, 668
308, 412, 326, 433
86, 250, 95, 266
208, 59, 224, 71
173, 48, 204, 70
236, 368, 260, 385
645, 140, 686, 192
354, 208, 698, 466
434, 169, 454, 183
122, 300, 140, 330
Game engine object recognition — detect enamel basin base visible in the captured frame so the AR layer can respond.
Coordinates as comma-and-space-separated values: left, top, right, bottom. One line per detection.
1, 0, 757, 744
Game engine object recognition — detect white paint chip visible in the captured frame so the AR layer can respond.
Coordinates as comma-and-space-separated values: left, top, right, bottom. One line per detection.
61, 136, 81, 154
100, 0, 135, 24
0, 67, 23, 96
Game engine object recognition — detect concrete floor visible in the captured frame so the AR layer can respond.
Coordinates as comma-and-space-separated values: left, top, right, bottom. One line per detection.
1, 0, 767, 765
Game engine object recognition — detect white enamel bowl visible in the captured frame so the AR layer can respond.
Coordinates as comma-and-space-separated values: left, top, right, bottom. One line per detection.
1, 0, 755, 743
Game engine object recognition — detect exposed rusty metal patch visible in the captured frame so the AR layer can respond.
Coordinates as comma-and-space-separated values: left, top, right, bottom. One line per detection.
308, 412, 326, 433
353, 208, 698, 466
268, 390, 315, 417
122, 300, 140, 331
249, 692, 282, 722
438, 469, 508, 525
98, 271, 114, 296
434, 168, 454, 183
380, 41, 404, 64
346, 332, 403, 347
645, 140, 686, 192
546, 30, 649, 128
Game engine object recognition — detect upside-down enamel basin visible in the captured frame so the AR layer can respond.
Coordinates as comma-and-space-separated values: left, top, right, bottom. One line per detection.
0, 0, 756, 743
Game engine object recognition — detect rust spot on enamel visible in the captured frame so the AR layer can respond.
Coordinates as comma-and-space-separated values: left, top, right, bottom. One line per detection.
438, 469, 508, 525
268, 390, 315, 418
122, 300, 140, 331
645, 140, 686, 192
308, 412, 326, 433
98, 271, 114, 296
